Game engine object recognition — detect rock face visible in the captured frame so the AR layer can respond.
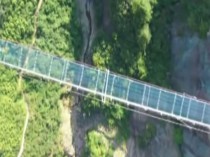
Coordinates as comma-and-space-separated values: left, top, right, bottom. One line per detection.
125, 113, 181, 157
76, 0, 97, 62
182, 130, 210, 157
145, 124, 180, 157
171, 21, 210, 157
171, 22, 210, 101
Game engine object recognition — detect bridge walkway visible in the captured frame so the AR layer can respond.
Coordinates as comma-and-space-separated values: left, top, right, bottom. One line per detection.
0, 39, 210, 129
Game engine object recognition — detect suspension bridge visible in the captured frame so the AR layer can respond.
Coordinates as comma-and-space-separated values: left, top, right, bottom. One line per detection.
0, 39, 210, 130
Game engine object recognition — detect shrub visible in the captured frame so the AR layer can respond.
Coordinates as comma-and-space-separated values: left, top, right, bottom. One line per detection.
85, 131, 113, 157
173, 127, 183, 145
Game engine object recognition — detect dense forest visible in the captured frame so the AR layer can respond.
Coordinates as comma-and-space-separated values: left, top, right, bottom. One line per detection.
0, 0, 82, 156
0, 0, 210, 156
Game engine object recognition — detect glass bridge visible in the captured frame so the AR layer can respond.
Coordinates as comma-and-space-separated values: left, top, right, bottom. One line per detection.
0, 39, 210, 129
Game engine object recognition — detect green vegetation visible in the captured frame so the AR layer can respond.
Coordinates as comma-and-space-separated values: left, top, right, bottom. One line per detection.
35, 0, 82, 59
0, 0, 35, 42
82, 94, 130, 141
0, 66, 25, 157
84, 130, 113, 157
92, 0, 156, 78
145, 0, 176, 87
86, 0, 173, 152
138, 123, 157, 148
22, 80, 64, 156
91, 0, 176, 87
173, 126, 183, 145
181, 0, 210, 37
0, 1, 30, 151
0, 0, 81, 156
1, 0, 210, 156
85, 0, 177, 154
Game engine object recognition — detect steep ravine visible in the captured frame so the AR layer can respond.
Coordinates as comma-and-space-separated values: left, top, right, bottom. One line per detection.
69, 1, 179, 157
68, 1, 210, 157
82, 0, 92, 62
68, 0, 99, 156
171, 19, 210, 157
78, 0, 96, 63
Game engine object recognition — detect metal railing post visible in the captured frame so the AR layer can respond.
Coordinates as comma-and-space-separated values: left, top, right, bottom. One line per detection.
201, 103, 206, 122
146, 86, 151, 107
186, 99, 192, 118
18, 46, 23, 67
33, 51, 38, 71
48, 56, 53, 77
94, 69, 100, 94
110, 75, 116, 99
78, 65, 84, 89
103, 69, 109, 103
63, 61, 69, 82
179, 94, 185, 117
172, 93, 177, 114
126, 80, 131, 105
157, 89, 162, 109
142, 84, 146, 105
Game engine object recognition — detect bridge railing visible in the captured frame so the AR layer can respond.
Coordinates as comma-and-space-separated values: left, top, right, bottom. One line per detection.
0, 39, 210, 128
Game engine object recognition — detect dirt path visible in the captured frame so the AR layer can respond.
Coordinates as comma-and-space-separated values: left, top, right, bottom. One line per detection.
18, 0, 43, 89
17, 94, 29, 157
17, 1, 43, 156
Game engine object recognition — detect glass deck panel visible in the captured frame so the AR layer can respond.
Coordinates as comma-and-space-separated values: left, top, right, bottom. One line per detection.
25, 49, 38, 71
4, 42, 20, 66
106, 74, 115, 95
81, 66, 98, 90
142, 85, 150, 106
127, 82, 144, 104
173, 95, 183, 115
35, 52, 51, 75
50, 57, 65, 79
203, 105, 210, 124
111, 76, 129, 99
19, 47, 29, 67
159, 91, 175, 112
180, 97, 190, 117
188, 100, 204, 122
148, 87, 160, 109
65, 62, 83, 85
95, 70, 106, 93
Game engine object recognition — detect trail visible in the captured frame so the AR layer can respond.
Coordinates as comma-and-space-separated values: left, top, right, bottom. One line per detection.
17, 0, 43, 156
17, 0, 43, 89
17, 94, 29, 157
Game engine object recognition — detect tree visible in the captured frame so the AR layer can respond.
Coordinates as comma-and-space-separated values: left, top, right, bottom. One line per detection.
181, 0, 210, 37
0, 66, 25, 157
0, 0, 81, 156
85, 131, 112, 157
